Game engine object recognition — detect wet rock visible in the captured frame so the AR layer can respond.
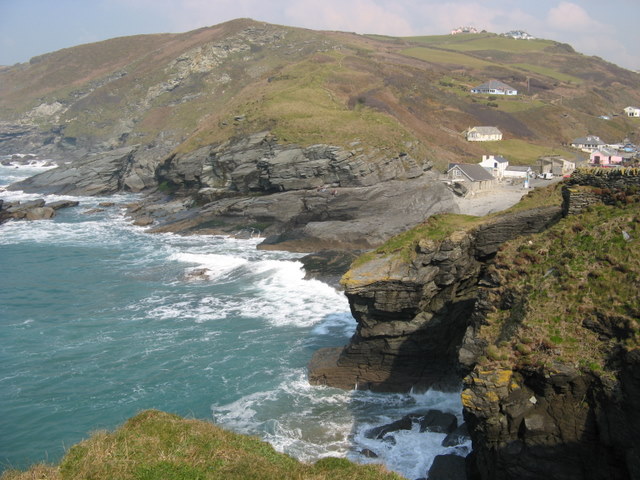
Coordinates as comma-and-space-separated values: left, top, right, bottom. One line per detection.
46, 200, 80, 210
418, 410, 458, 434
132, 216, 154, 226
360, 448, 378, 459
24, 206, 55, 220
427, 454, 468, 480
442, 423, 470, 447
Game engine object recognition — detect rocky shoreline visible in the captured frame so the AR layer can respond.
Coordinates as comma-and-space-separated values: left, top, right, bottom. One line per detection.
5, 139, 637, 480
5, 132, 460, 252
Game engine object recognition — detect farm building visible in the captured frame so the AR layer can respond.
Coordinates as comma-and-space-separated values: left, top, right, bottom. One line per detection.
624, 106, 640, 117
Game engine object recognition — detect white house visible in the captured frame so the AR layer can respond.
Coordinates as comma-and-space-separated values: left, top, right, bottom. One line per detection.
504, 165, 533, 178
624, 106, 640, 117
479, 154, 509, 179
466, 126, 503, 142
471, 79, 518, 96
570, 135, 606, 153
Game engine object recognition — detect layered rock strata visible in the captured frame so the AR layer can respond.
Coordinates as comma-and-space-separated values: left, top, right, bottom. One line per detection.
6, 131, 457, 249
308, 206, 562, 391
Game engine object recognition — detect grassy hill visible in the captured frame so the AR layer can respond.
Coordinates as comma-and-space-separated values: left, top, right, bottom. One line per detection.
0, 410, 402, 480
0, 19, 639, 169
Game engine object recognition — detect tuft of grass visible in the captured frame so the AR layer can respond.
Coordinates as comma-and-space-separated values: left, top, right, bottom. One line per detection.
2, 410, 403, 480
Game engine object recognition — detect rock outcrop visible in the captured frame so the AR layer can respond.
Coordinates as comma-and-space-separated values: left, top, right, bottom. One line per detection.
308, 205, 562, 391
127, 132, 457, 250
461, 358, 640, 480
0, 198, 79, 223
8, 146, 143, 195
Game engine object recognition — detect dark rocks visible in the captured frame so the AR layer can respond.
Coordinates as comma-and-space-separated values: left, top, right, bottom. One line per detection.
427, 454, 468, 480
419, 410, 458, 434
365, 410, 458, 440
46, 200, 80, 210
442, 423, 470, 447
299, 250, 360, 289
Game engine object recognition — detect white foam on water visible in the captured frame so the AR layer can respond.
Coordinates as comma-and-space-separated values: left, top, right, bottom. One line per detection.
212, 369, 357, 462
348, 388, 471, 479
212, 369, 469, 479
169, 252, 249, 281
238, 259, 351, 328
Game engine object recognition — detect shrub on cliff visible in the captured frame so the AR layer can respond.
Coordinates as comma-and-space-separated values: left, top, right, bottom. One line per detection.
1, 410, 402, 480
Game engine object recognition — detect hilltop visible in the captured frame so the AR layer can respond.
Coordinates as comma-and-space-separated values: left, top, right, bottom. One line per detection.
2, 18, 639, 250
1, 18, 639, 168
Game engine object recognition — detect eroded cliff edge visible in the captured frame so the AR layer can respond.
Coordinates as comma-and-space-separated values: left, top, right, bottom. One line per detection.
309, 173, 640, 479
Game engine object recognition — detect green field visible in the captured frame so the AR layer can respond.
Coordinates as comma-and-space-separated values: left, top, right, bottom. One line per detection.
401, 47, 496, 68
406, 34, 554, 53
513, 63, 583, 85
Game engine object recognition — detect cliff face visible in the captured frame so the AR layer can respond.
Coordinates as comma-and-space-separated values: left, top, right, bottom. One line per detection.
462, 356, 640, 480
308, 205, 562, 391
311, 175, 640, 479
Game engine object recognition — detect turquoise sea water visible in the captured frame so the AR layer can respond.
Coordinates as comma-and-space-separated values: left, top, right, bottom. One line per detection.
0, 161, 469, 479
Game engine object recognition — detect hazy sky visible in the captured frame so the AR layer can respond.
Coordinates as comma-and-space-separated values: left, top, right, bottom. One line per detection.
1, 0, 638, 71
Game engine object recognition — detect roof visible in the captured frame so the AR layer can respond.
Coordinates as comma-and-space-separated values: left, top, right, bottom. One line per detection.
472, 79, 517, 91
591, 147, 619, 156
571, 135, 604, 145
448, 163, 495, 182
490, 155, 508, 163
505, 165, 532, 172
469, 126, 503, 135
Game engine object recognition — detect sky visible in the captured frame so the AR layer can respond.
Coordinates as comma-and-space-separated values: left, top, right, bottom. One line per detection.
0, 0, 638, 71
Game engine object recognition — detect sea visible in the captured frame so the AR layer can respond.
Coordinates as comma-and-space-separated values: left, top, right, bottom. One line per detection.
0, 158, 470, 479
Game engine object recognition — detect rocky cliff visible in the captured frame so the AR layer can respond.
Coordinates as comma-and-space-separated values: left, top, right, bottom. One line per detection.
308, 202, 562, 392
310, 177, 640, 479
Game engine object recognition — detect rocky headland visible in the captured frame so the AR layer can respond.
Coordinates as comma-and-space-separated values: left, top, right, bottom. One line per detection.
7, 131, 458, 251
309, 171, 640, 479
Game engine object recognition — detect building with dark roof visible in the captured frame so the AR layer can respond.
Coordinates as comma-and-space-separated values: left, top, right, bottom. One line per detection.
447, 163, 496, 192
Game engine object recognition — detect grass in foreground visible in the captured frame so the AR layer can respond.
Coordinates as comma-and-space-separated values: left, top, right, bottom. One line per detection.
1, 410, 402, 480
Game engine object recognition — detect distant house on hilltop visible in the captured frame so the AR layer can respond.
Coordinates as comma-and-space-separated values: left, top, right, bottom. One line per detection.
471, 79, 518, 96
571, 135, 605, 153
624, 106, 640, 117
502, 30, 535, 40
447, 163, 496, 191
466, 126, 503, 142
451, 26, 479, 35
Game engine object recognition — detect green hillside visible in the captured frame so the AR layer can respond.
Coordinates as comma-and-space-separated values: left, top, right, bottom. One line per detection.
0, 19, 639, 169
